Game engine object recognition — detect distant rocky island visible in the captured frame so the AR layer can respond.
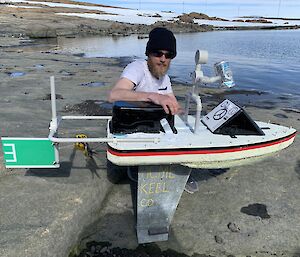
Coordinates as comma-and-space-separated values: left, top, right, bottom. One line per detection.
0, 0, 299, 39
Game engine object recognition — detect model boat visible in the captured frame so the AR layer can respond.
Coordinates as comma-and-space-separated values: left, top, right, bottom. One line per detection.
107, 100, 296, 169
107, 50, 296, 169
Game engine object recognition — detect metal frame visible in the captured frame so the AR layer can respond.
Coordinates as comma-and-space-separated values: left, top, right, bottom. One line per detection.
48, 76, 160, 144
46, 76, 193, 244
183, 50, 222, 134
183, 91, 202, 134
47, 76, 197, 244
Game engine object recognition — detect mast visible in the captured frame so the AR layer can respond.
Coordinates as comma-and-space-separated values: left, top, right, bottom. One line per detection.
277, 0, 282, 17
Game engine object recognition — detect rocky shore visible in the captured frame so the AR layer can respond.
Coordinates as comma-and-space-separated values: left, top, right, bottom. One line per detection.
1, 0, 299, 40
0, 3, 212, 39
0, 3, 300, 257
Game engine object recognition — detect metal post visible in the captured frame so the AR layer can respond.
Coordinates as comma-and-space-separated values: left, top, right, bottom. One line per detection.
190, 92, 202, 133
50, 76, 58, 130
184, 91, 202, 134
136, 165, 191, 244
184, 92, 191, 123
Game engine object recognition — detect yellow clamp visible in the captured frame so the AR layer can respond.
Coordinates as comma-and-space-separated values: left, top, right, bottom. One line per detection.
75, 134, 87, 151
75, 134, 93, 157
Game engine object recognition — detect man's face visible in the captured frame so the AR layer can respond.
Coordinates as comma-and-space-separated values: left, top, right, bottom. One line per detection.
147, 50, 173, 79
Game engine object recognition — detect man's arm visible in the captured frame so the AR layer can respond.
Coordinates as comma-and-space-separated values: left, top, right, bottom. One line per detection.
147, 92, 181, 115
108, 78, 151, 102
108, 78, 180, 115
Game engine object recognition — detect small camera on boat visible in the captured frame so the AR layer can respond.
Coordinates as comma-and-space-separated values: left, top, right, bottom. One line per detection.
214, 61, 235, 88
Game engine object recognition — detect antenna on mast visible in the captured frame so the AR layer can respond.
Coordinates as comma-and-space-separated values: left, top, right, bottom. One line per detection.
277, 0, 282, 17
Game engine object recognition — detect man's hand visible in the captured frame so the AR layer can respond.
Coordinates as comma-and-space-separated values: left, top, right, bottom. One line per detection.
108, 78, 181, 115
148, 93, 181, 115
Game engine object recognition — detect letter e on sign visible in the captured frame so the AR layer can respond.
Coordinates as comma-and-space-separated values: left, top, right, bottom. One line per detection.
3, 144, 17, 163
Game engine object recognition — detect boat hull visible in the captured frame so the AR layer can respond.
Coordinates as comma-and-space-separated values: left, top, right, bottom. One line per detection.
107, 116, 297, 168
108, 132, 296, 168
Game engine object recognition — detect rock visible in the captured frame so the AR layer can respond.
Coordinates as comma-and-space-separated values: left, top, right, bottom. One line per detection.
274, 113, 288, 119
177, 12, 229, 22
227, 222, 240, 232
138, 35, 148, 39
59, 70, 75, 76
186, 12, 210, 20
151, 21, 213, 33
232, 19, 245, 22
245, 19, 272, 24
178, 14, 195, 24
27, 27, 57, 38
214, 235, 224, 244
151, 13, 162, 18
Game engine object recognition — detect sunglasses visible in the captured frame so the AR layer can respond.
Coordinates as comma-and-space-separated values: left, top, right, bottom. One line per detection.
150, 50, 175, 59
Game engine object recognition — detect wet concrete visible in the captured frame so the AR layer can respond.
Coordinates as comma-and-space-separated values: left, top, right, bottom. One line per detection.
6, 71, 26, 77
295, 160, 300, 179
42, 93, 64, 100
64, 100, 112, 116
240, 203, 271, 219
80, 81, 106, 87
73, 241, 213, 257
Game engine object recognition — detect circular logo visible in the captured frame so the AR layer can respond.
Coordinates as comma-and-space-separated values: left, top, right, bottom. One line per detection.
213, 109, 227, 120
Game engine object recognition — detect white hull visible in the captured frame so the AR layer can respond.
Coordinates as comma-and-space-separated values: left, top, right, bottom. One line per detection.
107, 115, 296, 168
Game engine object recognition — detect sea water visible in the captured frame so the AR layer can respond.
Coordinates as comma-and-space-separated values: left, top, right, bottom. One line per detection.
57, 29, 300, 108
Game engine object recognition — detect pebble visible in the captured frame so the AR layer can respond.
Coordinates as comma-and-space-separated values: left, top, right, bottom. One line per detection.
80, 81, 106, 87
59, 70, 75, 76
227, 222, 240, 232
214, 235, 224, 244
274, 113, 288, 119
42, 93, 64, 100
34, 64, 45, 69
6, 71, 26, 77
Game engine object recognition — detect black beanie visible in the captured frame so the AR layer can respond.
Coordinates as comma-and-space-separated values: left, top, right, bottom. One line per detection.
145, 27, 177, 58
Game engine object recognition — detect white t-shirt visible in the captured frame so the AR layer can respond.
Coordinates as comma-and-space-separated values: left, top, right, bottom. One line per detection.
120, 60, 173, 95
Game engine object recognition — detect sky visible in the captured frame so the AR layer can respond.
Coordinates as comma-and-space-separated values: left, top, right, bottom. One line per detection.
76, 0, 300, 18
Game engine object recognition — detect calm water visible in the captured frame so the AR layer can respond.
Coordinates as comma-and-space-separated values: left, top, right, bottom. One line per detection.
57, 30, 300, 108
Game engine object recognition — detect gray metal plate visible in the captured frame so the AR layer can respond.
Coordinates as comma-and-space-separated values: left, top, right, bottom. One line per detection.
136, 165, 191, 243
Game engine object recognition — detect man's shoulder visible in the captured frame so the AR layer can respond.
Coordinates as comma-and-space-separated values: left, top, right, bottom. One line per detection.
127, 59, 146, 68
121, 59, 146, 83
124, 59, 147, 74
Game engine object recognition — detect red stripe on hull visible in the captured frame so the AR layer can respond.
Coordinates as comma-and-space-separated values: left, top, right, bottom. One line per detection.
108, 133, 296, 157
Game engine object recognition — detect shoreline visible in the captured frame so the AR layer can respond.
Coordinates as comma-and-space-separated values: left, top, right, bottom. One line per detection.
1, 2, 300, 40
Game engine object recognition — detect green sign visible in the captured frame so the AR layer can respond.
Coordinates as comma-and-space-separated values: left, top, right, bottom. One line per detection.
1, 138, 59, 168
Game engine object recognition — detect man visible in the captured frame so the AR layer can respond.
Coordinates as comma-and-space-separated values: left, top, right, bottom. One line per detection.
108, 27, 198, 193
108, 27, 180, 115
